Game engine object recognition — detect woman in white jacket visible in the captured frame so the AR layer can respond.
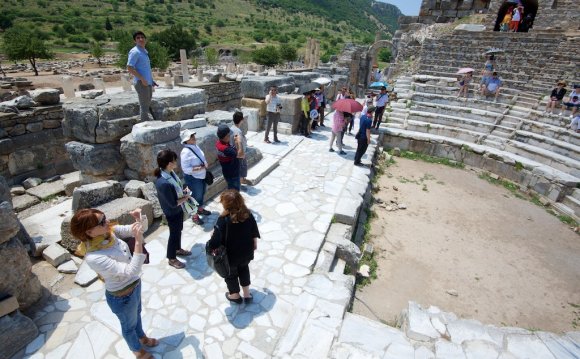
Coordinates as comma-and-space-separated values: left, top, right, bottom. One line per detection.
70, 208, 157, 359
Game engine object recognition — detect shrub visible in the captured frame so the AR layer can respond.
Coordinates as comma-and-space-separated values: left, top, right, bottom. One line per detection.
279, 45, 297, 63
92, 30, 107, 42
251, 45, 280, 67
378, 48, 391, 63
205, 48, 218, 66
68, 35, 90, 43
150, 25, 197, 61
215, 19, 225, 28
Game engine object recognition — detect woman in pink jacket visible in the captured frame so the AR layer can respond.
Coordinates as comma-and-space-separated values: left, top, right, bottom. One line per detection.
329, 110, 347, 155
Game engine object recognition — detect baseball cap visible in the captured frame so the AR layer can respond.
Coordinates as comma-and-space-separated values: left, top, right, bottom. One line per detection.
217, 124, 230, 139
180, 129, 196, 144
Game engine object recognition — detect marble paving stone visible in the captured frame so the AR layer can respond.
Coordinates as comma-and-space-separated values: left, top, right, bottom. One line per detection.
66, 322, 116, 359
506, 334, 556, 359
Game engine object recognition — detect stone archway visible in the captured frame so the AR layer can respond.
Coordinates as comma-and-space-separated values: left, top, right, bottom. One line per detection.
493, 0, 539, 32
365, 40, 393, 89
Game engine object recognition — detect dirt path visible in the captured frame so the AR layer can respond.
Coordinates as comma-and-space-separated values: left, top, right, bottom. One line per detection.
352, 157, 580, 333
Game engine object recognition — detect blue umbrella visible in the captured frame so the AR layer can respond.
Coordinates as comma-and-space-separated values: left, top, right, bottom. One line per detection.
369, 81, 388, 89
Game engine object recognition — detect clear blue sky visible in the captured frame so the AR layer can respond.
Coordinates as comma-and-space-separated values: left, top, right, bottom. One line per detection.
379, 0, 422, 16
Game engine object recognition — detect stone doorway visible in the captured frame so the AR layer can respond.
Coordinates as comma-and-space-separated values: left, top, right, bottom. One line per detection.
493, 0, 538, 32
364, 40, 393, 89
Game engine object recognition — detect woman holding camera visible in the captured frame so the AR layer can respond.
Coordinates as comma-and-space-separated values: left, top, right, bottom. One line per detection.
70, 208, 157, 359
208, 189, 260, 304
154, 149, 195, 269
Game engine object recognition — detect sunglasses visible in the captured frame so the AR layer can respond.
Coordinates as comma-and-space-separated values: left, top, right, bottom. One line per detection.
98, 215, 107, 227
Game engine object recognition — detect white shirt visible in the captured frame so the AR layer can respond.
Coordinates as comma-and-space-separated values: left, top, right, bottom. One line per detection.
180, 144, 208, 179
265, 94, 281, 112
229, 126, 247, 153
85, 225, 146, 292
375, 92, 388, 107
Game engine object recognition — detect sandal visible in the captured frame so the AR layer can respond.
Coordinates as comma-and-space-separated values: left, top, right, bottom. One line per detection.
140, 336, 159, 347
243, 295, 253, 304
134, 349, 153, 359
176, 249, 192, 256
168, 259, 185, 269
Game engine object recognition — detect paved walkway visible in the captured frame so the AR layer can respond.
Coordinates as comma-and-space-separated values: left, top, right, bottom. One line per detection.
22, 125, 377, 359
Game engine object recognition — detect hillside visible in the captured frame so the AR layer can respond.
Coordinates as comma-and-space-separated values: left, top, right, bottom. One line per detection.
0, 0, 401, 60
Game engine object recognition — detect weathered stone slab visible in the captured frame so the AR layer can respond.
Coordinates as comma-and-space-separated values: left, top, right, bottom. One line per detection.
286, 72, 321, 87
131, 121, 181, 145
141, 182, 163, 219
246, 157, 278, 186
65, 141, 125, 179
57, 260, 78, 274
0, 237, 42, 309
25, 180, 65, 200
74, 260, 98, 287
42, 243, 71, 267
455, 24, 486, 31
119, 133, 182, 182
180, 118, 207, 130
22, 177, 42, 190
334, 194, 362, 226
0, 310, 39, 359
197, 110, 234, 127
240, 76, 295, 99
62, 171, 81, 196
29, 88, 60, 106
11, 194, 40, 212
10, 186, 25, 195
506, 333, 557, 359
242, 107, 261, 132
405, 301, 441, 342
124, 180, 145, 198
72, 180, 124, 211
22, 199, 73, 256
326, 223, 360, 272
241, 98, 267, 117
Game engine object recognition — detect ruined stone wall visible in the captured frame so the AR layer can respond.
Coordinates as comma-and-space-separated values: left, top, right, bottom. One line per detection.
186, 81, 242, 112
405, 0, 579, 30
0, 106, 73, 185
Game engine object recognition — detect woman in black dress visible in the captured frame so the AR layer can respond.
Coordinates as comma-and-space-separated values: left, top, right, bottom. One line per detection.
208, 189, 260, 304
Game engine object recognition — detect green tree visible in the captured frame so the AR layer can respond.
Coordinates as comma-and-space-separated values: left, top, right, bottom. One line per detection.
105, 17, 113, 31
278, 45, 297, 63
251, 45, 280, 67
150, 25, 197, 61
2, 25, 53, 76
115, 31, 170, 70
378, 48, 391, 63
90, 42, 104, 66
205, 48, 218, 66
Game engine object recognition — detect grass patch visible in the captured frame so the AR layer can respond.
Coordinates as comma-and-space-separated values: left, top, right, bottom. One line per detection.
479, 173, 579, 228
395, 150, 465, 169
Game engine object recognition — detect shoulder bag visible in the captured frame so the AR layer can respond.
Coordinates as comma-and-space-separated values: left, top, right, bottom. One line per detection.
205, 217, 230, 278
186, 147, 214, 185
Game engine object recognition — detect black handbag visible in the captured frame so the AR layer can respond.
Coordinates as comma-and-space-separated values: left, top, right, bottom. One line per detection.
186, 147, 214, 185
206, 217, 230, 278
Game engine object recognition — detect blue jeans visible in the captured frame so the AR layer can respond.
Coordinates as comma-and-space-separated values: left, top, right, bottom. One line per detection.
184, 174, 206, 207
105, 282, 145, 352
225, 176, 241, 191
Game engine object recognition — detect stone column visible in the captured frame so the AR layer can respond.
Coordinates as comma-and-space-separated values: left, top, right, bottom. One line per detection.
197, 67, 203, 82
62, 76, 75, 98
304, 39, 312, 69
375, 31, 381, 43
180, 49, 189, 83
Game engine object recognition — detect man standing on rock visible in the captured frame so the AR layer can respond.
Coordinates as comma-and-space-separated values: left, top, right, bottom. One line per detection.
264, 86, 282, 143
127, 31, 156, 122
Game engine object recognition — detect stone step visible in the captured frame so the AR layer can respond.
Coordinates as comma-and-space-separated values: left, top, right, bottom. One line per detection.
21, 199, 74, 257
331, 258, 346, 274
245, 156, 279, 186
413, 101, 502, 124
407, 110, 514, 135
572, 188, 580, 201
561, 195, 580, 218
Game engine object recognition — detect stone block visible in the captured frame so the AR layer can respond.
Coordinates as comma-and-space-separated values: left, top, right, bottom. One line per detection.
131, 121, 181, 145
0, 311, 39, 359
25, 180, 65, 200
0, 203, 19, 245
10, 186, 25, 195
65, 141, 125, 178
60, 197, 153, 252
124, 180, 145, 198
62, 171, 81, 196
179, 118, 207, 130
75, 260, 98, 287
8, 150, 37, 176
119, 134, 182, 182
405, 301, 441, 341
334, 194, 362, 226
0, 237, 42, 309
23, 199, 73, 256
506, 334, 556, 359
242, 107, 261, 132
0, 296, 18, 317
26, 122, 43, 133
80, 89, 104, 99
240, 76, 296, 99
28, 88, 60, 106
200, 110, 235, 127
246, 157, 279, 186
11, 194, 40, 212
277, 122, 292, 135
241, 98, 267, 117
72, 180, 124, 212
57, 260, 78, 274
285, 72, 321, 87
141, 182, 163, 218
454, 24, 486, 32
42, 243, 71, 267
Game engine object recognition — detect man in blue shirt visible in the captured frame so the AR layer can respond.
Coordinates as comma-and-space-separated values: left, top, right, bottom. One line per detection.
481, 72, 502, 103
127, 31, 156, 121
355, 106, 375, 166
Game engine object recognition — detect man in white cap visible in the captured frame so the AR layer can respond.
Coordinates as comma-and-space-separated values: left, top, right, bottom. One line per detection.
180, 129, 211, 225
